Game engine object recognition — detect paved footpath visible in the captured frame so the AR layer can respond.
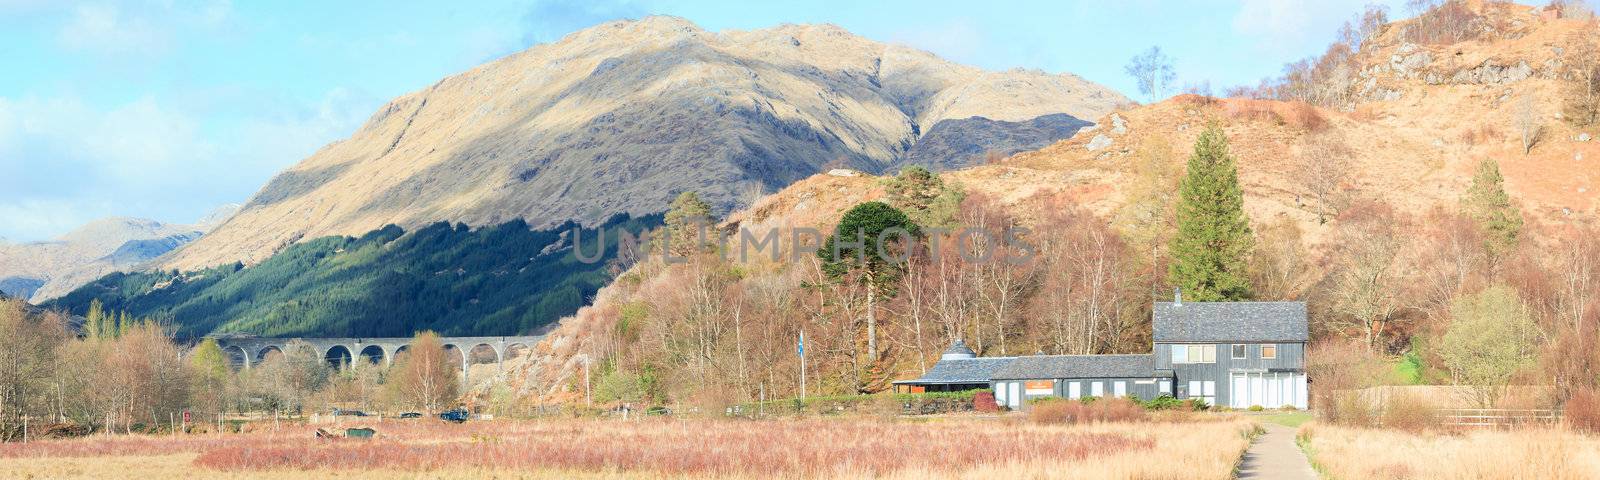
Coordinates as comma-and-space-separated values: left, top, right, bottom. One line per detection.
1236, 422, 1318, 480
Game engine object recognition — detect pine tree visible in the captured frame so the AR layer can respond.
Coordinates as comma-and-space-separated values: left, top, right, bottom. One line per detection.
86, 299, 107, 339
1168, 125, 1255, 301
663, 191, 715, 257
1462, 158, 1522, 262
819, 201, 920, 361
884, 166, 963, 228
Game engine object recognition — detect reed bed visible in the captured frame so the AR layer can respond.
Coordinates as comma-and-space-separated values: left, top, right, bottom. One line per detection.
0, 417, 1255, 479
1298, 422, 1600, 479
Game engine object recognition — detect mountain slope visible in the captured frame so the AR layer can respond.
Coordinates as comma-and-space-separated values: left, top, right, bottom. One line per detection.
48, 216, 656, 338
161, 16, 1127, 271
491, 3, 1600, 403
0, 205, 238, 302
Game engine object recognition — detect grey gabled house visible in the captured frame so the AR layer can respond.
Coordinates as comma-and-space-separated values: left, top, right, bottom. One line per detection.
893, 292, 1309, 410
1154, 299, 1309, 409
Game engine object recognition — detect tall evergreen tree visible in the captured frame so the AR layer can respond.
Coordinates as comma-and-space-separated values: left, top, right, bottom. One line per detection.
1168, 125, 1255, 301
819, 202, 920, 361
85, 299, 108, 339
663, 191, 715, 257
884, 166, 964, 228
1462, 158, 1523, 262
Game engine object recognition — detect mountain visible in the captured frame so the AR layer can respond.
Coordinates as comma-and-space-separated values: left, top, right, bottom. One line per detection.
159, 16, 1127, 271
48, 216, 654, 338
0, 205, 239, 302
488, 2, 1600, 402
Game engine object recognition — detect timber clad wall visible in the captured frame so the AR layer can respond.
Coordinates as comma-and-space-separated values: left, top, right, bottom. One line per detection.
1156, 342, 1306, 408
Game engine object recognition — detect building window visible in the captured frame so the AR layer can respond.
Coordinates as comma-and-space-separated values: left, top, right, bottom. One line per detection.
1188, 380, 1217, 405
1173, 344, 1217, 364
1232, 344, 1247, 359
1261, 344, 1278, 359
1090, 382, 1105, 397
1114, 381, 1127, 398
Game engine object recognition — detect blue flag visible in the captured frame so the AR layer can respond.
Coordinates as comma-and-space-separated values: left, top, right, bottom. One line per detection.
797, 331, 804, 356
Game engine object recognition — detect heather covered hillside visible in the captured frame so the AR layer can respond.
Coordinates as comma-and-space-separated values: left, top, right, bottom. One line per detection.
498, 1, 1600, 409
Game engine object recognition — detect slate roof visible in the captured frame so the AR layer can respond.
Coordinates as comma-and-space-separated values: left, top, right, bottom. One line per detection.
893, 357, 1016, 385
942, 341, 977, 357
990, 354, 1164, 380
1152, 301, 1308, 343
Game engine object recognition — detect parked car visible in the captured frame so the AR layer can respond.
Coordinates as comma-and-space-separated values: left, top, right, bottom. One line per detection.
439, 408, 470, 423
332, 408, 369, 417
398, 412, 423, 419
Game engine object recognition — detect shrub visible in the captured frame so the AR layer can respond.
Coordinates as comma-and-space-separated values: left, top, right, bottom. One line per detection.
1028, 397, 1147, 424
1248, 405, 1265, 412
1327, 391, 1377, 427
1142, 395, 1185, 411
1381, 394, 1439, 433
1566, 388, 1600, 434
1279, 101, 1327, 131
1280, 404, 1298, 411
973, 391, 999, 413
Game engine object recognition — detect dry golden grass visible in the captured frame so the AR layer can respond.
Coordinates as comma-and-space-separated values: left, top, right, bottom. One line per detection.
0, 417, 1254, 479
1299, 422, 1600, 479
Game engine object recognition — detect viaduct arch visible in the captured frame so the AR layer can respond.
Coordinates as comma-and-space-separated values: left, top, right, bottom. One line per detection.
203, 336, 542, 376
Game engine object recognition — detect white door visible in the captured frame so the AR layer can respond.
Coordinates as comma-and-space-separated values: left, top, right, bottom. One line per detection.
1281, 375, 1296, 408
1267, 373, 1281, 407
1250, 375, 1265, 407
1068, 382, 1081, 399
1232, 375, 1248, 408
1159, 380, 1171, 395
1008, 382, 1021, 408
1113, 381, 1127, 398
1090, 382, 1104, 397
1296, 374, 1309, 409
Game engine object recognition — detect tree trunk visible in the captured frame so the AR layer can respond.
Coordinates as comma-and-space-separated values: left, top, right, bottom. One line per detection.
866, 283, 877, 358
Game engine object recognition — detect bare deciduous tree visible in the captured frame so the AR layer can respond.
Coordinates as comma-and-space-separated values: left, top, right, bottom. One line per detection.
387, 332, 459, 414
1124, 46, 1176, 103
1515, 94, 1544, 154
1325, 202, 1414, 351
1298, 132, 1354, 223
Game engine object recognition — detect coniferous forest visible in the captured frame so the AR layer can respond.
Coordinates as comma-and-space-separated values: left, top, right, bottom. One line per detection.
46, 215, 661, 338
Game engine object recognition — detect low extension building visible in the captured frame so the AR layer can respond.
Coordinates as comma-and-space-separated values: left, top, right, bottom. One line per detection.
893, 291, 1309, 410
891, 341, 1013, 393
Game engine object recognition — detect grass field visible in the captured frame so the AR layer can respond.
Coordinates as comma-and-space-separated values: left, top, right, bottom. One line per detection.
0, 417, 1255, 479
1298, 422, 1600, 479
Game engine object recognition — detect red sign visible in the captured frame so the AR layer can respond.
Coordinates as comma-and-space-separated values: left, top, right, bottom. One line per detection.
182, 411, 191, 423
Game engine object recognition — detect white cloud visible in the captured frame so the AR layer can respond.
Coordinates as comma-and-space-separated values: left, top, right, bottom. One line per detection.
887, 19, 988, 65
58, 3, 171, 55
0, 88, 373, 241
55, 0, 233, 57
1231, 0, 1379, 56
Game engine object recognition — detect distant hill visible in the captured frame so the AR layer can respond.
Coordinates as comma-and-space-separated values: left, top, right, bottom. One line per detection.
48, 215, 657, 338
158, 16, 1126, 272
0, 204, 239, 302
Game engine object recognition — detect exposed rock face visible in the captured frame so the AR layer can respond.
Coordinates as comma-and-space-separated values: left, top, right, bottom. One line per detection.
900, 113, 1093, 170
161, 16, 1127, 270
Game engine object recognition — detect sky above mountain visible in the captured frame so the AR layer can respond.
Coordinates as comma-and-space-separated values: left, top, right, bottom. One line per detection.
0, 0, 1427, 242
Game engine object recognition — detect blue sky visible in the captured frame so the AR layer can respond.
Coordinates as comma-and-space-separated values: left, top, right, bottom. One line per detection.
0, 0, 1412, 242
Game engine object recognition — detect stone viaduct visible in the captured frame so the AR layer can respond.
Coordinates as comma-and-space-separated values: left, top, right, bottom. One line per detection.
204, 336, 543, 375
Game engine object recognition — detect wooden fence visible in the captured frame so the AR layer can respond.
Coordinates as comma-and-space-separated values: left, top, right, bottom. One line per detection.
1437, 408, 1562, 429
